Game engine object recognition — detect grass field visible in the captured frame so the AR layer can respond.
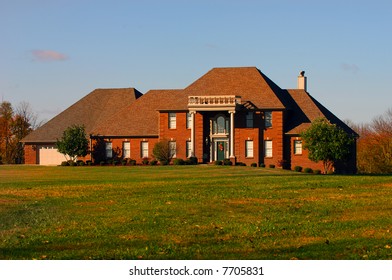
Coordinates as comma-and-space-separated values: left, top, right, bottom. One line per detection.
1, 165, 392, 260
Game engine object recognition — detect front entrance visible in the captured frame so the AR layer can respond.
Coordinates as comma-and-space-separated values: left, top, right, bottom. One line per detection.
217, 141, 226, 161
211, 138, 228, 161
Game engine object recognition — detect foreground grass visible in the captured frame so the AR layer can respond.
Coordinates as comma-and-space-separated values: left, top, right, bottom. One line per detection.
1, 165, 392, 260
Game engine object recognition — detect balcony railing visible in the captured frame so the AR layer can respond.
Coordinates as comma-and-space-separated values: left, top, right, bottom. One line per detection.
188, 95, 241, 109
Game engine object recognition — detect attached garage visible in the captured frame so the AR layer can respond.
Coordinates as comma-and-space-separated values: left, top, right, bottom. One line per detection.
37, 145, 66, 165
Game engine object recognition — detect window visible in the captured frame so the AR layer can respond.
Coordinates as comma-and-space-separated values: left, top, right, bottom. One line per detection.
123, 141, 130, 158
141, 141, 149, 158
186, 112, 192, 129
265, 111, 272, 128
105, 142, 112, 158
246, 112, 254, 128
245, 140, 254, 158
294, 140, 302, 155
168, 112, 176, 129
186, 141, 192, 158
213, 115, 229, 134
169, 141, 176, 158
265, 140, 273, 157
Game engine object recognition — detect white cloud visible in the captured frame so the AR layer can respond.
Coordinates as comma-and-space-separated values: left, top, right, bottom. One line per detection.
31, 50, 69, 62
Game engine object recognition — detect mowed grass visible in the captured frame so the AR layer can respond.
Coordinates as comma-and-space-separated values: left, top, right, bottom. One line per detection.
1, 165, 392, 260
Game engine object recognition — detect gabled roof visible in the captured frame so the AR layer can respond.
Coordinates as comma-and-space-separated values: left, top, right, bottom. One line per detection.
21, 88, 142, 143
283, 89, 357, 136
183, 67, 285, 110
95, 89, 183, 137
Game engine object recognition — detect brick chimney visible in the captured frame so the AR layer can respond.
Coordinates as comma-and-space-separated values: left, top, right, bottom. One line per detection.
297, 71, 307, 91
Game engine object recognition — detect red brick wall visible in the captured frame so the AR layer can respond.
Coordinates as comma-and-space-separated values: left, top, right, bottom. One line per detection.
24, 144, 38, 164
263, 111, 284, 167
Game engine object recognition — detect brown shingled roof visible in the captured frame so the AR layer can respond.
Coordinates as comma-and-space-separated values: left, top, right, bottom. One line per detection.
284, 89, 357, 136
183, 67, 285, 109
21, 88, 142, 143
95, 89, 183, 137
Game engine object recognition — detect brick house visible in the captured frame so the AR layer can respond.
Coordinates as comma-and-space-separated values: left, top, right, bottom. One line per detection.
22, 67, 357, 173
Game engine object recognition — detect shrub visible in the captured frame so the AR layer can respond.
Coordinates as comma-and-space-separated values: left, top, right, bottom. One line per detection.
294, 166, 303, 172
160, 160, 169, 166
327, 170, 335, 175
173, 158, 185, 165
61, 161, 69, 166
149, 159, 158, 166
313, 169, 322, 175
78, 161, 85, 166
142, 158, 149, 165
188, 157, 198, 165
269, 164, 275, 168
100, 161, 106, 166
121, 160, 127, 166
304, 167, 313, 173
214, 160, 222, 165
68, 161, 77, 166
113, 160, 119, 166
86, 160, 92, 166
236, 162, 246, 166
259, 163, 266, 168
251, 163, 257, 167
223, 159, 233, 166
129, 159, 136, 166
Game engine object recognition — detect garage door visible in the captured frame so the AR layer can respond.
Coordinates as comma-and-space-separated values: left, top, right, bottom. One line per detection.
38, 145, 66, 165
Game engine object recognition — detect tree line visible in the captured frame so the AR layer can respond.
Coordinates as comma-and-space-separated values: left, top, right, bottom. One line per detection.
0, 101, 42, 164
349, 108, 392, 174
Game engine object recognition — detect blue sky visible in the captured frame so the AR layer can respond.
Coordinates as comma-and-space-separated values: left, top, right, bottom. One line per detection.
1, 0, 391, 124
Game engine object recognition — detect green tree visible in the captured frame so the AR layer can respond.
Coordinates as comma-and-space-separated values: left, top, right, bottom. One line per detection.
301, 118, 355, 173
56, 125, 89, 162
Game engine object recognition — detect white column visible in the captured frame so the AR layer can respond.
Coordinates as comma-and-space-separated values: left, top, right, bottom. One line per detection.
190, 111, 196, 157
229, 110, 235, 158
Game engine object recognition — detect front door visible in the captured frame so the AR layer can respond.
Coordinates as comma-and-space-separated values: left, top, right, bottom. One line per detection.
217, 141, 225, 161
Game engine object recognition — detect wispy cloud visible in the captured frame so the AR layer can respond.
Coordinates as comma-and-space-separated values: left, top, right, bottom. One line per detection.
31, 50, 69, 62
341, 63, 360, 74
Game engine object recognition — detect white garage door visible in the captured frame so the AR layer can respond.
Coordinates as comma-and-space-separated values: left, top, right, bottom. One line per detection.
38, 145, 66, 165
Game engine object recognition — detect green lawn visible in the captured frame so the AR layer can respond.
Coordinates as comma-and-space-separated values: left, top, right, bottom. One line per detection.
1, 165, 392, 260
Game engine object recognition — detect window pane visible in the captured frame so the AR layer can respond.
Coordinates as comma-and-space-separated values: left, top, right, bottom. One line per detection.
186, 113, 192, 129
123, 142, 130, 158
141, 142, 148, 158
294, 140, 302, 155
246, 140, 254, 157
265, 111, 272, 128
169, 141, 176, 158
186, 141, 192, 157
246, 112, 253, 128
106, 142, 112, 158
169, 113, 176, 129
265, 140, 272, 157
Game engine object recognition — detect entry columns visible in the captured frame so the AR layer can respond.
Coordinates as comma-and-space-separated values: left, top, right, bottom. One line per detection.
190, 110, 196, 157
229, 110, 235, 158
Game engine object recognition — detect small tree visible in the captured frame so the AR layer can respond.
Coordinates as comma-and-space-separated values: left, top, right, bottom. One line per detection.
152, 138, 175, 164
56, 125, 89, 162
301, 118, 354, 174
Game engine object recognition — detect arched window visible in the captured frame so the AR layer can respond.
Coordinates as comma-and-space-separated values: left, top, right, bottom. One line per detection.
213, 115, 229, 134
